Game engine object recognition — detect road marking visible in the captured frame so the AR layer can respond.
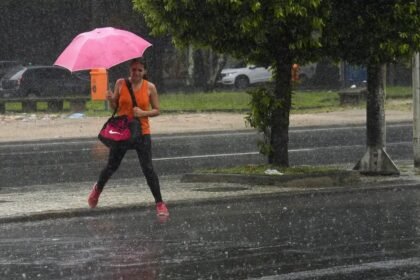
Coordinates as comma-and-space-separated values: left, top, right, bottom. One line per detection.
0, 123, 412, 148
0, 140, 412, 157
292, 123, 411, 134
153, 141, 410, 161
154, 151, 260, 161
249, 257, 420, 279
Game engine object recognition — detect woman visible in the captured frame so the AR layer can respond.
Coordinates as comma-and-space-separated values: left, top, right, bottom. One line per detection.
88, 58, 169, 217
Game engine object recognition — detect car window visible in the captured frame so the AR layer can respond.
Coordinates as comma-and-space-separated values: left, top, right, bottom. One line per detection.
3, 66, 25, 79
234, 61, 246, 68
44, 69, 66, 79
9, 69, 27, 80
25, 69, 43, 79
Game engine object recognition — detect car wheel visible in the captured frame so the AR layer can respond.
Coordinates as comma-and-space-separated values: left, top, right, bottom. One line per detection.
235, 75, 249, 89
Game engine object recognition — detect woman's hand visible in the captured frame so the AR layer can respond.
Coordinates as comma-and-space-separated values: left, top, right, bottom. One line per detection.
133, 106, 146, 118
107, 88, 118, 110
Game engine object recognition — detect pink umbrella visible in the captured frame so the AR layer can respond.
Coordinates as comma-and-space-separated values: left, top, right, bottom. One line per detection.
54, 27, 152, 72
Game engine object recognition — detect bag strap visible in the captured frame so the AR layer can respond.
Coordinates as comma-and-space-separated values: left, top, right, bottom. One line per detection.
110, 79, 137, 117
125, 78, 138, 108
110, 104, 118, 117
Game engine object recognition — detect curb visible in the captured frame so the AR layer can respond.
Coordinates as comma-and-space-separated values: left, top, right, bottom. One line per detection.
0, 204, 151, 224
180, 170, 361, 188
2, 178, 419, 224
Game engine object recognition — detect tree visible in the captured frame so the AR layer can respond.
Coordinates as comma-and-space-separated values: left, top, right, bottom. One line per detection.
133, 0, 329, 166
323, 0, 420, 174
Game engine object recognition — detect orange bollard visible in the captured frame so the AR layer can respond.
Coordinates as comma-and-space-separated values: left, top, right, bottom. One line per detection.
90, 68, 108, 100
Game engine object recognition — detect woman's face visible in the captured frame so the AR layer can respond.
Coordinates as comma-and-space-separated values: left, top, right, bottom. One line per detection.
130, 62, 145, 81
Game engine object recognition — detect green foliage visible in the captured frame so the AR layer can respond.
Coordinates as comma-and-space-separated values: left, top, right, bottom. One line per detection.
323, 0, 420, 64
133, 0, 331, 166
246, 87, 276, 131
245, 86, 283, 157
133, 0, 327, 65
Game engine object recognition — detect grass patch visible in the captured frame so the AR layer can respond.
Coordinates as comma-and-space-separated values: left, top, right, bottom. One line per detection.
386, 86, 412, 99
2, 86, 412, 115
5, 102, 22, 111
200, 164, 341, 175
160, 91, 251, 111
292, 90, 340, 111
160, 86, 411, 113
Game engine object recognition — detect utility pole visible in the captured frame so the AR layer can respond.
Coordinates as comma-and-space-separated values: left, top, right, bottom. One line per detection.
354, 64, 399, 175
413, 53, 420, 166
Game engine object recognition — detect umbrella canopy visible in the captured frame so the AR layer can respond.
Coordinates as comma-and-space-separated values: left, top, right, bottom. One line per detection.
54, 27, 152, 72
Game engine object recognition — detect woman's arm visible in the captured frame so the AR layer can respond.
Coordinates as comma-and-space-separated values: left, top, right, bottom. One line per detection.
107, 79, 122, 110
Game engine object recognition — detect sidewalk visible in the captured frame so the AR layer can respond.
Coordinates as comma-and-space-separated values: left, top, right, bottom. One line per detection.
1, 164, 420, 223
0, 108, 413, 142
0, 108, 419, 223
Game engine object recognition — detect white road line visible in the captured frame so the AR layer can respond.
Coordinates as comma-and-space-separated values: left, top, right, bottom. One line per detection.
0, 123, 412, 148
154, 151, 260, 161
0, 141, 411, 157
152, 142, 410, 161
249, 257, 420, 280
293, 123, 411, 134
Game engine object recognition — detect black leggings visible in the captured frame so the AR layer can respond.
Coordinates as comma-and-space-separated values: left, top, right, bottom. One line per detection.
97, 135, 162, 203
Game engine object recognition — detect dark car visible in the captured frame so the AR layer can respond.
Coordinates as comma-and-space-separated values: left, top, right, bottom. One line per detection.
0, 60, 21, 79
0, 65, 90, 98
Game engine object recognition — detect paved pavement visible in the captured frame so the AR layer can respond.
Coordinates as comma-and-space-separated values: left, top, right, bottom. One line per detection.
0, 108, 413, 142
1, 160, 420, 223
1, 109, 420, 223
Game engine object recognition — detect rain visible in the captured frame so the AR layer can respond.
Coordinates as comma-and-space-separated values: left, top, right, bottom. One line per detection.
0, 1, 419, 279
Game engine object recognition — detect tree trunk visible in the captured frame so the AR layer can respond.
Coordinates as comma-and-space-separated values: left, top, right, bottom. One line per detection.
186, 45, 194, 87
354, 63, 399, 175
413, 53, 420, 167
209, 53, 227, 90
193, 49, 207, 90
270, 58, 293, 166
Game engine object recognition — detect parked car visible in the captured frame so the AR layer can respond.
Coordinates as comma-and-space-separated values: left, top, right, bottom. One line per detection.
217, 65, 272, 89
0, 65, 90, 98
217, 63, 318, 89
0, 60, 21, 80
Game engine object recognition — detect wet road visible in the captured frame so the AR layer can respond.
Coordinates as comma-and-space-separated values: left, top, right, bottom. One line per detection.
1, 187, 420, 279
0, 123, 413, 187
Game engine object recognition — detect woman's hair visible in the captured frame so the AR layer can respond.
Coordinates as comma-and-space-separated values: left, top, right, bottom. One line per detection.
130, 57, 148, 80
130, 57, 147, 68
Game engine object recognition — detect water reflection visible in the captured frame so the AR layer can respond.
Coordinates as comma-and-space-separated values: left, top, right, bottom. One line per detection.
84, 217, 163, 280
0, 189, 420, 279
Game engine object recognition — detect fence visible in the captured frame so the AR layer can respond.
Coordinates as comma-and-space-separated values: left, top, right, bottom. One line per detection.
0, 96, 91, 114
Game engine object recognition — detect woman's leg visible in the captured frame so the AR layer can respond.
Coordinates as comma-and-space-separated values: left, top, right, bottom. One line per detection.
135, 135, 163, 203
97, 145, 127, 190
89, 145, 127, 208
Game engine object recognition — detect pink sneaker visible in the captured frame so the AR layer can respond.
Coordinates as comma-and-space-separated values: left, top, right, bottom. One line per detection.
88, 183, 102, 208
156, 202, 169, 216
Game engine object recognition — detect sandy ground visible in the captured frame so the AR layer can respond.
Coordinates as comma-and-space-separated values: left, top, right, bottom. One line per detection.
0, 108, 412, 142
